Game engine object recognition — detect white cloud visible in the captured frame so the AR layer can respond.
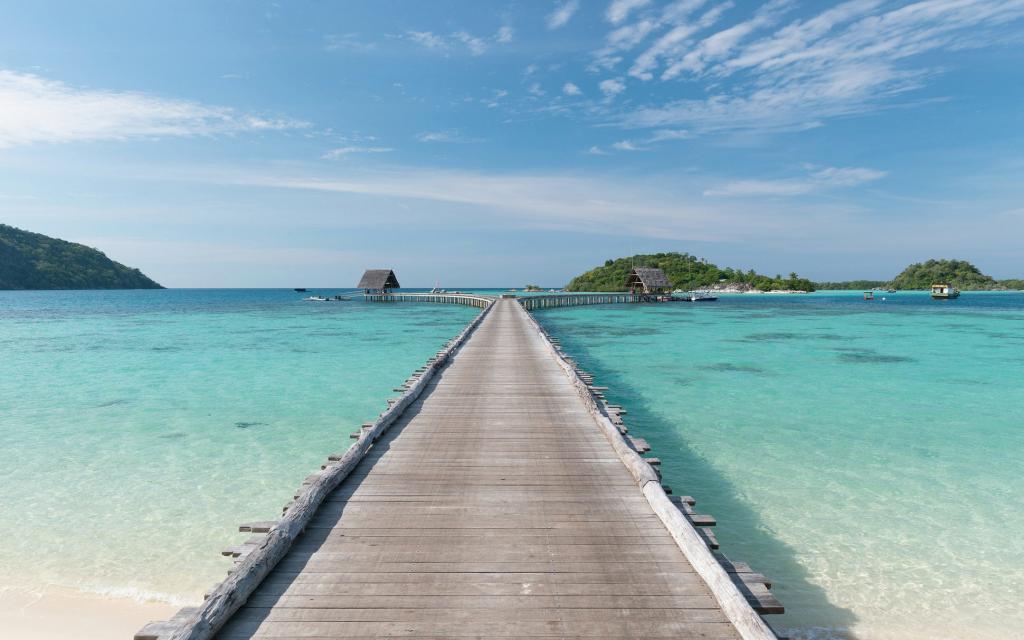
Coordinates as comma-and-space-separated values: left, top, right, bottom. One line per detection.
599, 77, 627, 97
454, 31, 488, 55
617, 0, 1024, 135
810, 165, 887, 186
628, 2, 733, 80
226, 166, 735, 241
404, 30, 448, 50
704, 164, 886, 196
415, 130, 482, 143
662, 0, 794, 80
0, 70, 306, 148
607, 0, 651, 25
547, 0, 580, 29
528, 82, 546, 96
496, 26, 514, 43
647, 128, 691, 141
562, 82, 583, 96
322, 146, 393, 159
587, 145, 610, 155
405, 29, 493, 55
611, 140, 644, 151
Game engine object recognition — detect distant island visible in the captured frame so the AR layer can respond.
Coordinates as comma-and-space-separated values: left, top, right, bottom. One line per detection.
565, 253, 815, 293
0, 224, 163, 290
815, 259, 1024, 291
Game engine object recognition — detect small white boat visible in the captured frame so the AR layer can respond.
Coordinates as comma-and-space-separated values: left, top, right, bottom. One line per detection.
304, 296, 329, 301
931, 283, 960, 299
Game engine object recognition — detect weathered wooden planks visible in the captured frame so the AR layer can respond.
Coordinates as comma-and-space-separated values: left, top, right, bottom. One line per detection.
139, 297, 778, 640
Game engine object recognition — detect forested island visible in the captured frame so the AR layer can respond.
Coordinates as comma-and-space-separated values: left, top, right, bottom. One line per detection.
0, 224, 162, 290
565, 253, 815, 292
815, 259, 1024, 291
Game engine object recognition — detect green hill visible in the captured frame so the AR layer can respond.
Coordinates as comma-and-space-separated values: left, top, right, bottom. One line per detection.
890, 259, 997, 290
565, 253, 815, 292
0, 224, 163, 290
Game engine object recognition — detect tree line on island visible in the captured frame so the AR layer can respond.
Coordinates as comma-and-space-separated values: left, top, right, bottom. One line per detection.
565, 254, 1024, 293
565, 253, 815, 293
0, 224, 162, 290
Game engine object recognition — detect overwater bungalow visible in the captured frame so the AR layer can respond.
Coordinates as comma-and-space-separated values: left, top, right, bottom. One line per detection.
626, 267, 671, 296
358, 269, 400, 294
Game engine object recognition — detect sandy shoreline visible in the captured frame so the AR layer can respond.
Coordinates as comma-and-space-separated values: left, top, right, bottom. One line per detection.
0, 588, 180, 640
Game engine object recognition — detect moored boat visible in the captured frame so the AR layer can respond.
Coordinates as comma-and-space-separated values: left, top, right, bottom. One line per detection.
931, 283, 960, 299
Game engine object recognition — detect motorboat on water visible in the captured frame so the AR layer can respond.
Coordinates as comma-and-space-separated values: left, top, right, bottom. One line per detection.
675, 290, 717, 302
931, 283, 960, 299
304, 295, 352, 301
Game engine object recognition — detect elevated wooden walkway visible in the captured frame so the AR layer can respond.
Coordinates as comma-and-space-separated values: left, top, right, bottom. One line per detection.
139, 298, 779, 640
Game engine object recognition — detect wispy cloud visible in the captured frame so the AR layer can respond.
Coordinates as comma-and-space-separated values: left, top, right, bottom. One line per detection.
599, 77, 626, 97
704, 164, 886, 196
415, 129, 483, 143
611, 139, 644, 151
322, 146, 393, 159
547, 0, 580, 29
562, 82, 583, 96
404, 30, 449, 50
403, 26, 511, 56
603, 127, 692, 152
607, 0, 651, 25
454, 31, 488, 56
613, 0, 1024, 135
0, 70, 306, 148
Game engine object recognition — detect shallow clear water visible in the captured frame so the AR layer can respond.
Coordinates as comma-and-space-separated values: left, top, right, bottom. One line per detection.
535, 292, 1024, 640
0, 289, 477, 603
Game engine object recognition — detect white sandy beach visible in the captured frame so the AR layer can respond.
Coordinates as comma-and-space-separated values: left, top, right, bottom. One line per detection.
0, 588, 178, 640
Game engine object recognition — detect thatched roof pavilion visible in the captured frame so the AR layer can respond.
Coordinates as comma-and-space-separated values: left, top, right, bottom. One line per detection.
358, 269, 400, 293
626, 267, 670, 294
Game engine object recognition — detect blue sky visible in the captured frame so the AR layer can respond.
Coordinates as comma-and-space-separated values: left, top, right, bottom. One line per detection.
1, 0, 1022, 287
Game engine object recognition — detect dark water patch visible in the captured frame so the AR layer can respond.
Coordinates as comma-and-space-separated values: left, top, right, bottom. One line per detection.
234, 421, 266, 429
816, 333, 848, 341
159, 431, 187, 440
981, 331, 1020, 340
700, 362, 766, 374
743, 332, 804, 341
95, 399, 128, 408
305, 330, 354, 337
837, 350, 914, 364
151, 345, 182, 352
944, 377, 986, 386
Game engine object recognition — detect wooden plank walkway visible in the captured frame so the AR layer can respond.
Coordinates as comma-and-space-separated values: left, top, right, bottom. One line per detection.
209, 299, 748, 639
140, 297, 778, 639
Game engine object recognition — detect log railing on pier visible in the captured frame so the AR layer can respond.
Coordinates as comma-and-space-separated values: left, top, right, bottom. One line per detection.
362, 292, 494, 307
517, 292, 643, 310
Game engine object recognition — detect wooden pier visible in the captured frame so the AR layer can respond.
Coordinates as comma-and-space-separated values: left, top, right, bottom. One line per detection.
518, 292, 644, 310
362, 292, 493, 308
138, 296, 780, 640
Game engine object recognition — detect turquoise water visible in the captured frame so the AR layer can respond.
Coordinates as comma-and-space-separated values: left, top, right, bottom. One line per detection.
535, 292, 1024, 640
0, 289, 477, 603
3, 289, 1022, 639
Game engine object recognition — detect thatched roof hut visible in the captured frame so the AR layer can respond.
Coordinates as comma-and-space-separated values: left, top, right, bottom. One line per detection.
626, 267, 670, 294
358, 269, 400, 293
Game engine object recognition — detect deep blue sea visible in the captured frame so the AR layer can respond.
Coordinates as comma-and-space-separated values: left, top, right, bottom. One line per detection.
1, 288, 1021, 640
